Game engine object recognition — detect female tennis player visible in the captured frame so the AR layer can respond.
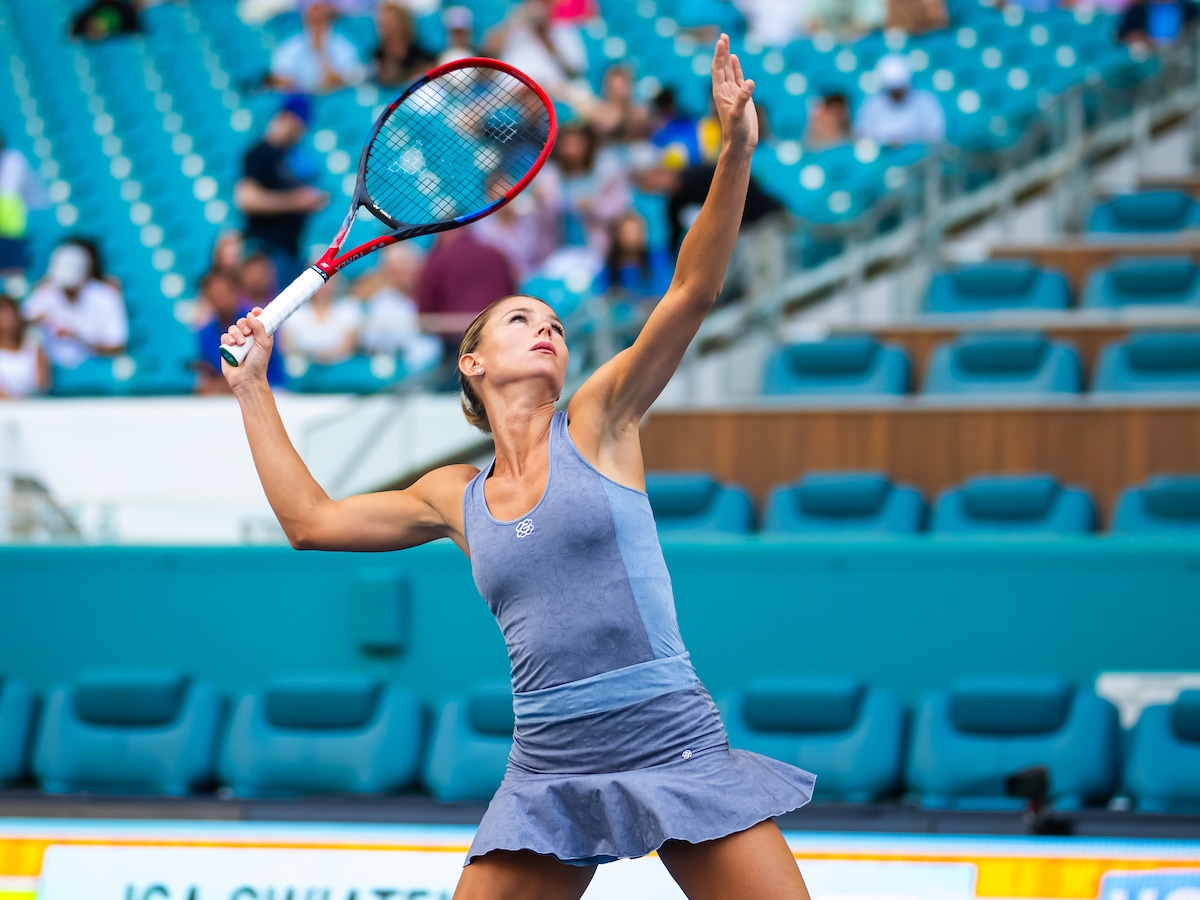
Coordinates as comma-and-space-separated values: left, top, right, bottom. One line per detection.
222, 35, 814, 900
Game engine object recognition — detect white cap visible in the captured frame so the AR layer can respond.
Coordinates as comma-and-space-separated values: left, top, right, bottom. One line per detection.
442, 5, 473, 30
48, 244, 89, 289
877, 54, 912, 90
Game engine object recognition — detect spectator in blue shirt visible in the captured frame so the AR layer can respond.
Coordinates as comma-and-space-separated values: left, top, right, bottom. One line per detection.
269, 0, 365, 93
855, 54, 945, 147
194, 268, 285, 394
1118, 0, 1199, 47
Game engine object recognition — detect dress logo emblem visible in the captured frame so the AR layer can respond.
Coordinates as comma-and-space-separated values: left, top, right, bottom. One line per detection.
515, 518, 535, 538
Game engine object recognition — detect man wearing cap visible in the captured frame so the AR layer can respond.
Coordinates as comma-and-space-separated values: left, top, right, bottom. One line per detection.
234, 95, 329, 283
438, 5, 477, 65
270, 0, 365, 93
855, 54, 946, 147
23, 241, 128, 368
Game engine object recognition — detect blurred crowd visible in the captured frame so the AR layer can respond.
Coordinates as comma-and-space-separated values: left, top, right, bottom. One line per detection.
0, 0, 1195, 400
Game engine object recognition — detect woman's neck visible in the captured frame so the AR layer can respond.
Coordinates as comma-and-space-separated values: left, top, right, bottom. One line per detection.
488, 396, 557, 477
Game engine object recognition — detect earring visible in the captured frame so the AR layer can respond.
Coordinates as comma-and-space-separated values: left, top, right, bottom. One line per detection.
475, 367, 483, 374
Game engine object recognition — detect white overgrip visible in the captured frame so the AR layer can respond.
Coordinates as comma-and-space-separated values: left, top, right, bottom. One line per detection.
219, 266, 328, 367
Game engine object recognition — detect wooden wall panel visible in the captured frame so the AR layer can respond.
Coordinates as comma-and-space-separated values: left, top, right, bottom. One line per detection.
640, 406, 1200, 525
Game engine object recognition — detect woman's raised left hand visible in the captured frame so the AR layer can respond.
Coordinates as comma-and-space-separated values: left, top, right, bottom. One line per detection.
711, 33, 757, 153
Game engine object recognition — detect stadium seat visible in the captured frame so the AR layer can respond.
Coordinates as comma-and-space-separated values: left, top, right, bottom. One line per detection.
645, 473, 755, 534
34, 667, 224, 796
1111, 475, 1200, 534
762, 472, 925, 535
1087, 192, 1200, 237
922, 334, 1082, 395
720, 676, 905, 803
925, 263, 1071, 314
932, 474, 1096, 535
1082, 258, 1200, 309
0, 678, 36, 786
906, 676, 1119, 810
1124, 690, 1200, 814
761, 339, 910, 398
1092, 333, 1200, 393
219, 673, 425, 797
286, 354, 423, 395
423, 681, 514, 804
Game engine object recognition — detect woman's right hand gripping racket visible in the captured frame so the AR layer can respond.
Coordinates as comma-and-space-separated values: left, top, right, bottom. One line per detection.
220, 58, 558, 367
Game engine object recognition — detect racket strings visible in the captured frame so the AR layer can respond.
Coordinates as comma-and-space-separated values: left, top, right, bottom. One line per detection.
365, 67, 552, 227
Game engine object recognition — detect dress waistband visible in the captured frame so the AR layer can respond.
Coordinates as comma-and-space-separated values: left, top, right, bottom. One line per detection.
512, 654, 699, 724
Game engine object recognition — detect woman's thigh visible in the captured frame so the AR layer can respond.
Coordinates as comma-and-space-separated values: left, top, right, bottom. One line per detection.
656, 819, 811, 900
453, 849, 598, 900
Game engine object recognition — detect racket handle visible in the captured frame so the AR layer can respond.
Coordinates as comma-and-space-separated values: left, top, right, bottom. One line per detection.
220, 266, 328, 367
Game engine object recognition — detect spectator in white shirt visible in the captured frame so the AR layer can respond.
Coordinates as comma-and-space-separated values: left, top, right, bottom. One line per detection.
0, 293, 48, 398
23, 242, 128, 369
735, 0, 810, 46
438, 5, 477, 65
280, 274, 362, 365
485, 0, 589, 102
269, 0, 366, 94
355, 244, 442, 370
855, 55, 946, 146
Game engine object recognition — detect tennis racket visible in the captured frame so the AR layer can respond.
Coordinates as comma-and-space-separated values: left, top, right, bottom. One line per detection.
220, 58, 557, 367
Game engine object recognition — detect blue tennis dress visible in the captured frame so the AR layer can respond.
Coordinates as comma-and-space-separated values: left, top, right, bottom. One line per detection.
461, 410, 815, 865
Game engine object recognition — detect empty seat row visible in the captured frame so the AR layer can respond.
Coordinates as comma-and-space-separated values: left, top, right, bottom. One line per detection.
928, 257, 1200, 314
6, 670, 1198, 814
763, 333, 1200, 396
647, 471, 1200, 536
1088, 191, 1200, 238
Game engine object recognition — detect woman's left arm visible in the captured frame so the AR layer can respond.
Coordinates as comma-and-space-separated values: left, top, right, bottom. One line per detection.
572, 34, 757, 431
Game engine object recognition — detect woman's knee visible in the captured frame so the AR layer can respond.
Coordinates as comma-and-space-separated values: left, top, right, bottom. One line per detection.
453, 850, 597, 900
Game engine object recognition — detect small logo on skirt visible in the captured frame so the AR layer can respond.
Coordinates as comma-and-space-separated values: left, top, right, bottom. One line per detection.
515, 518, 535, 538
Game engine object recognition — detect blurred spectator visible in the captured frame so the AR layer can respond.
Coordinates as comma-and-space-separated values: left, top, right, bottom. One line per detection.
0, 131, 49, 286
809, 0, 886, 38
1118, 0, 1199, 46
540, 122, 632, 263
438, 6, 477, 64
806, 92, 853, 149
551, 0, 598, 22
69, 0, 142, 40
193, 268, 285, 394
473, 171, 557, 283
354, 244, 442, 368
371, 0, 435, 88
23, 242, 128, 369
281, 275, 362, 365
239, 250, 279, 309
209, 229, 246, 278
595, 211, 672, 301
735, 0, 811, 46
269, 0, 366, 93
650, 89, 704, 170
417, 228, 516, 383
0, 294, 48, 399
887, 0, 949, 34
235, 95, 329, 281
855, 55, 945, 146
485, 0, 589, 102
591, 65, 649, 143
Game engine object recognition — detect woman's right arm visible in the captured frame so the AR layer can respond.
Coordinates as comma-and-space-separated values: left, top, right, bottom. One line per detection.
224, 310, 473, 552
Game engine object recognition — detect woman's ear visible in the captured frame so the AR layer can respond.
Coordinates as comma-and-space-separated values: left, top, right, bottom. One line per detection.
458, 352, 483, 379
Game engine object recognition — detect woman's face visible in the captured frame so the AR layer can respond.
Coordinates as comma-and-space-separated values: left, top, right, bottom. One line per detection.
558, 130, 590, 168
378, 4, 411, 43
214, 234, 244, 270
466, 296, 568, 395
615, 215, 646, 251
604, 68, 633, 103
0, 302, 18, 337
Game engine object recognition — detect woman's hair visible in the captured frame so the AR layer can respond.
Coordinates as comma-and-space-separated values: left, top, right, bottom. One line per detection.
0, 294, 26, 350
552, 122, 598, 176
458, 294, 556, 434
605, 211, 650, 290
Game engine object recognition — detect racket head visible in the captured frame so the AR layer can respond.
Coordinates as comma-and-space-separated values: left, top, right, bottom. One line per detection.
355, 58, 557, 237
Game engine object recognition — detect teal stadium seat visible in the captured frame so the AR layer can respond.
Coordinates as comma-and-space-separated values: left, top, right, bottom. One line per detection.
925, 263, 1071, 313
219, 673, 425, 797
1092, 333, 1200, 393
1082, 258, 1200, 309
932, 474, 1095, 535
719, 677, 906, 803
761, 339, 910, 398
34, 667, 224, 796
1111, 475, 1200, 534
0, 678, 36, 786
763, 472, 924, 535
1124, 690, 1200, 814
1087, 192, 1200, 237
645, 473, 755, 535
48, 357, 139, 398
922, 334, 1082, 395
906, 676, 1119, 810
287, 354, 423, 395
423, 682, 514, 804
